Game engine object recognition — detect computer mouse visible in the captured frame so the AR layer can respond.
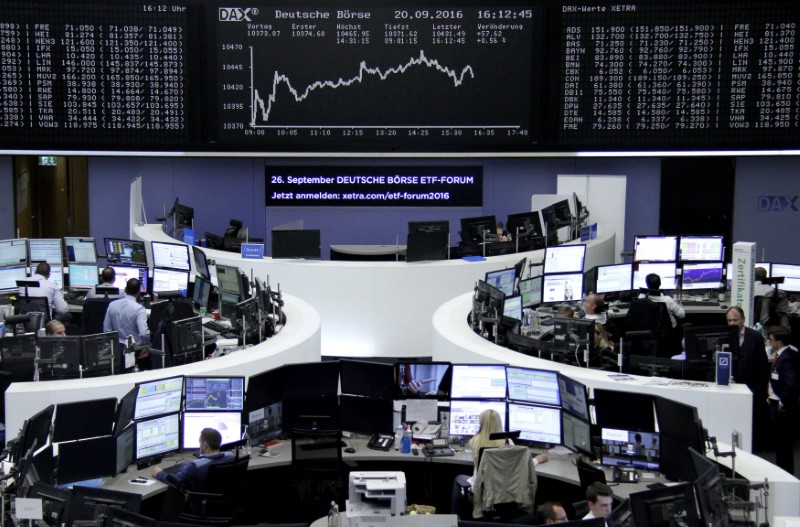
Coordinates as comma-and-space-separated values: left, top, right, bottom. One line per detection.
259, 448, 269, 454
344, 447, 356, 454
720, 305, 727, 309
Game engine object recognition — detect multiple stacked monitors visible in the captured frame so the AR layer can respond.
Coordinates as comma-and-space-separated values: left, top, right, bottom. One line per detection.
151, 241, 191, 272
104, 238, 148, 268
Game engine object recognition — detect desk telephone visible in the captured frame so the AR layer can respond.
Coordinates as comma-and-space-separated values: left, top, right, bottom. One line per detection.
367, 433, 394, 451
423, 438, 454, 457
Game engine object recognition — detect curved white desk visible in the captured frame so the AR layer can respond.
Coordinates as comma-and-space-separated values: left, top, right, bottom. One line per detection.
431, 293, 800, 521
4, 293, 321, 439
134, 224, 616, 358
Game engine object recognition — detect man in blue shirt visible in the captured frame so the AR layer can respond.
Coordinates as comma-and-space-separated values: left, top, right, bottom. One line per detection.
103, 278, 150, 370
152, 428, 235, 491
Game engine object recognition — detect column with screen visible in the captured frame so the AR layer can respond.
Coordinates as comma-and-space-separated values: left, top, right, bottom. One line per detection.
133, 376, 184, 468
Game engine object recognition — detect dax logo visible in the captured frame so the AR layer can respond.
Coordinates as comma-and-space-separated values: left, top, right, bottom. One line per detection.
219, 7, 257, 21
758, 195, 798, 212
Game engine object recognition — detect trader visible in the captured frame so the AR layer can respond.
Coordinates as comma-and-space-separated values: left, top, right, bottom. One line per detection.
766, 325, 799, 474
152, 428, 234, 491
639, 273, 685, 327
21, 262, 71, 322
44, 320, 66, 336
103, 278, 150, 370
583, 482, 613, 523
86, 267, 122, 299
535, 502, 568, 524
582, 293, 608, 325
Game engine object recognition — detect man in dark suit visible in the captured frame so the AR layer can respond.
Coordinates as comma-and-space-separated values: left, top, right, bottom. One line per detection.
726, 306, 770, 450
767, 325, 799, 474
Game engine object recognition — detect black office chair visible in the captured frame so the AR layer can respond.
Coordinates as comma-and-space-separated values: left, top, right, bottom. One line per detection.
624, 297, 673, 357
80, 297, 115, 335
471, 445, 537, 522
13, 297, 51, 324
290, 428, 344, 523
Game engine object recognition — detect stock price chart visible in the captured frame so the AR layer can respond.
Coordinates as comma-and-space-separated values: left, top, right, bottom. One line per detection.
214, 3, 541, 151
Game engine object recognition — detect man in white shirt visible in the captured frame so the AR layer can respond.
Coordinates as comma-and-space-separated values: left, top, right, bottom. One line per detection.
638, 273, 685, 328
86, 267, 123, 299
583, 482, 613, 523
582, 293, 608, 325
20, 262, 71, 322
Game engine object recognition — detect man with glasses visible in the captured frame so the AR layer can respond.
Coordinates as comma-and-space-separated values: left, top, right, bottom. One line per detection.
536, 502, 568, 524
766, 325, 799, 474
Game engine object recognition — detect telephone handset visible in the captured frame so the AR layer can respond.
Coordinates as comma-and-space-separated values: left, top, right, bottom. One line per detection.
368, 433, 394, 451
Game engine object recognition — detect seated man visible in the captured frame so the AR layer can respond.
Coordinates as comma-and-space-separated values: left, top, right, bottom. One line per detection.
639, 273, 685, 328
86, 267, 123, 299
583, 482, 613, 524
152, 428, 235, 491
582, 293, 608, 325
45, 320, 66, 336
20, 262, 71, 322
536, 501, 568, 524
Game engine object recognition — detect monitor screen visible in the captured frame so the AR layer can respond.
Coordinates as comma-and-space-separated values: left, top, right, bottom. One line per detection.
553, 317, 595, 354
683, 325, 735, 362
518, 276, 542, 308
134, 412, 180, 462
771, 263, 800, 292
192, 276, 213, 310
28, 239, 62, 264
450, 364, 507, 400
218, 291, 240, 321
542, 273, 583, 303
340, 360, 394, 400
1, 334, 39, 383
115, 386, 138, 436
134, 376, 184, 420
558, 375, 589, 421
633, 236, 678, 263
508, 402, 562, 445
629, 483, 699, 527
0, 239, 28, 266
191, 246, 211, 281
485, 268, 517, 296
167, 316, 204, 363
67, 264, 99, 289
543, 245, 586, 274
339, 395, 394, 435
506, 211, 543, 238
601, 428, 660, 470
245, 366, 285, 413
596, 263, 633, 294
248, 401, 283, 445
181, 411, 242, 450
633, 262, 678, 290
594, 389, 655, 432
408, 220, 449, 235
22, 404, 55, 456
553, 199, 572, 223
57, 436, 117, 484
151, 268, 189, 294
81, 333, 117, 378
29, 265, 64, 290
152, 241, 191, 271
53, 398, 117, 443
678, 236, 724, 262
394, 362, 451, 399
562, 412, 592, 455
66, 486, 142, 524
173, 200, 194, 230
110, 266, 149, 294
215, 264, 242, 294
184, 376, 245, 411
272, 229, 321, 259
104, 238, 148, 267
406, 232, 448, 262
283, 361, 340, 399
459, 215, 497, 243
506, 366, 560, 406
448, 399, 506, 437
681, 262, 724, 291
115, 427, 135, 476
62, 237, 97, 264
37, 336, 82, 381
503, 295, 522, 320
0, 265, 28, 292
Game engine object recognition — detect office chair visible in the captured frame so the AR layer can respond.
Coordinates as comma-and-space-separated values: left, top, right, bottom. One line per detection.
80, 297, 115, 335
224, 219, 243, 239
624, 297, 673, 357
471, 445, 537, 521
161, 455, 250, 526
13, 297, 51, 324
290, 428, 344, 523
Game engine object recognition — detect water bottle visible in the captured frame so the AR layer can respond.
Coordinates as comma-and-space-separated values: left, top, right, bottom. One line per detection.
394, 424, 403, 451
401, 424, 412, 454
328, 501, 340, 527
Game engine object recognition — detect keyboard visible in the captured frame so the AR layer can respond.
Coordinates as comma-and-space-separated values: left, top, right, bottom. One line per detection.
203, 320, 231, 333
681, 300, 719, 307
66, 296, 86, 306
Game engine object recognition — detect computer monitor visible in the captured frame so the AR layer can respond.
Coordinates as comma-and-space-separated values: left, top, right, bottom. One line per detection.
105, 508, 156, 527
553, 199, 572, 224
543, 244, 586, 274
0, 265, 27, 292
1, 334, 38, 382
181, 411, 242, 450
30, 264, 64, 290
558, 374, 589, 420
459, 215, 497, 243
271, 229, 321, 259
109, 266, 149, 294
21, 404, 55, 456
448, 399, 506, 437
633, 235, 678, 262
65, 484, 142, 525
629, 483, 699, 527
633, 262, 678, 290
191, 246, 211, 281
62, 237, 96, 264
67, 264, 99, 289
553, 317, 595, 355
80, 332, 117, 378
190, 276, 212, 310
518, 276, 543, 308
184, 376, 245, 411
218, 290, 240, 321
134, 412, 180, 465
283, 361, 340, 399
172, 199, 194, 230
394, 362, 451, 399
542, 273, 583, 303
771, 263, 800, 292
115, 386, 138, 436
485, 268, 517, 296
215, 264, 242, 294
244, 365, 285, 413
36, 336, 82, 381
450, 364, 507, 400
503, 295, 522, 321
151, 268, 189, 294
601, 428, 660, 470
104, 238, 147, 267
133, 375, 184, 420
30, 483, 71, 527
28, 239, 62, 264
167, 316, 204, 365
57, 436, 117, 484
234, 297, 260, 339
507, 402, 562, 446
506, 211, 543, 239
152, 241, 191, 271
594, 389, 655, 432
562, 412, 592, 455
340, 359, 394, 399
678, 236, 724, 262
52, 398, 116, 444
596, 263, 633, 294
683, 325, 735, 362
506, 366, 560, 406
656, 399, 706, 482
248, 401, 283, 445
408, 220, 449, 234
406, 232, 448, 262
340, 395, 394, 435
688, 448, 728, 527
681, 262, 724, 291
0, 238, 28, 266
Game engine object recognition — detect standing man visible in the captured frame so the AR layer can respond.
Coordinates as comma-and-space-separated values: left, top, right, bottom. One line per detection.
103, 278, 150, 371
766, 325, 799, 474
21, 262, 71, 322
583, 482, 613, 523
